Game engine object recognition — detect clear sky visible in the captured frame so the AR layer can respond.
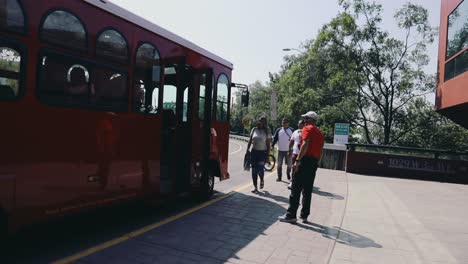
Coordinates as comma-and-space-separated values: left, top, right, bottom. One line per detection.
111, 0, 441, 86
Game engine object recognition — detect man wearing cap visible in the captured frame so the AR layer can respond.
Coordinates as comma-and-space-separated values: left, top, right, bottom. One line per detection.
279, 111, 324, 223
271, 118, 294, 182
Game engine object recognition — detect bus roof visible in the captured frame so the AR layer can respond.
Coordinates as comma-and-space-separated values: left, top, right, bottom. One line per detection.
83, 0, 233, 69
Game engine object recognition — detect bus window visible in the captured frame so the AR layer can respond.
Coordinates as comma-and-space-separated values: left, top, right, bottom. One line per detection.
134, 43, 160, 114
163, 84, 177, 112
41, 10, 87, 51
183, 87, 188, 122
150, 87, 159, 114
67, 64, 90, 96
198, 74, 206, 120
38, 53, 91, 106
216, 74, 229, 122
0, 0, 25, 33
134, 79, 145, 112
92, 67, 128, 111
0, 46, 21, 100
96, 29, 128, 63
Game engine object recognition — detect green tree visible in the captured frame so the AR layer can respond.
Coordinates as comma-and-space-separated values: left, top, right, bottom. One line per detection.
394, 98, 468, 152
230, 81, 274, 133
315, 0, 437, 144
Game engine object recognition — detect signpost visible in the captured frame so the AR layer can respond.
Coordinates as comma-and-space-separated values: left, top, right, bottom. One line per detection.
333, 123, 350, 145
270, 90, 277, 125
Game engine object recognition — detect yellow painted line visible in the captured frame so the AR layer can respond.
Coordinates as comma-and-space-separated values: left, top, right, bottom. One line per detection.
53, 171, 276, 264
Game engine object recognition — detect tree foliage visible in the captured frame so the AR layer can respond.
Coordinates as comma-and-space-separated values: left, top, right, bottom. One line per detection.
230, 0, 468, 151
318, 0, 438, 144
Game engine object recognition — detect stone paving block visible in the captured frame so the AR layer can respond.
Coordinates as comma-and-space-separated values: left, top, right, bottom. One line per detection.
286, 255, 309, 264
233, 244, 275, 263
331, 242, 352, 261
269, 247, 293, 260
329, 259, 352, 264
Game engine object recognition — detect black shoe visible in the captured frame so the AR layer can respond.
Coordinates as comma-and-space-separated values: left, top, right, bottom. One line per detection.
278, 214, 297, 223
276, 178, 281, 182
287, 174, 291, 180
301, 217, 308, 223
287, 182, 292, 189
260, 180, 264, 189
252, 188, 258, 193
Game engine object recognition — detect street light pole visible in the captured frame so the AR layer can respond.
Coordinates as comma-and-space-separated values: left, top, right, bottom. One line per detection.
282, 48, 306, 55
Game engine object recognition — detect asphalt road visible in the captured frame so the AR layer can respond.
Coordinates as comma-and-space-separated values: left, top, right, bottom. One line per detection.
1, 139, 251, 264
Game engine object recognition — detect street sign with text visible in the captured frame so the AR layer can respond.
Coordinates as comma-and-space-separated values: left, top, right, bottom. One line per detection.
333, 123, 350, 145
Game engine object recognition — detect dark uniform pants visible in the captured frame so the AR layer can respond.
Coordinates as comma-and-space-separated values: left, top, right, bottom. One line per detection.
286, 156, 319, 219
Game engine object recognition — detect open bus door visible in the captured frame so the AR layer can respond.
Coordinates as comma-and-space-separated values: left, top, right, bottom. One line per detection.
192, 68, 215, 198
160, 57, 193, 195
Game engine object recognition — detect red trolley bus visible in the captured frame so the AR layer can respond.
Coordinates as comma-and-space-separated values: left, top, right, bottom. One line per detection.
436, 0, 468, 128
0, 0, 233, 236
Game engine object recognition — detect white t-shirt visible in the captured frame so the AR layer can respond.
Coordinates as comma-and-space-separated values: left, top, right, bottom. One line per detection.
277, 127, 293, 151
250, 128, 272, 151
291, 129, 302, 154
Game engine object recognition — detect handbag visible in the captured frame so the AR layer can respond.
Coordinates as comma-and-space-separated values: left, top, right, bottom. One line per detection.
243, 151, 251, 171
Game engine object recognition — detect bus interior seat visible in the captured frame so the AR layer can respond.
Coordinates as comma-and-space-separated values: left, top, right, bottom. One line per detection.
0, 85, 15, 99
162, 109, 176, 127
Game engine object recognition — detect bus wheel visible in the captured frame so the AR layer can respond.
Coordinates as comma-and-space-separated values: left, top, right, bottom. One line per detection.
195, 168, 215, 201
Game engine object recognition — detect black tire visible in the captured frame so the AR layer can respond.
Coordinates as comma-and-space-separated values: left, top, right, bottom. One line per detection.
195, 167, 215, 201
264, 154, 276, 172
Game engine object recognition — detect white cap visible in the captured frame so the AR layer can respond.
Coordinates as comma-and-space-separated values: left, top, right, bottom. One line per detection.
301, 111, 318, 120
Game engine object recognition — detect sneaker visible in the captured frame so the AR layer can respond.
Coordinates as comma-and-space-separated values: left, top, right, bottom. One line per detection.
287, 182, 292, 189
251, 188, 258, 193
276, 178, 281, 182
260, 180, 264, 189
278, 214, 297, 223
301, 217, 308, 223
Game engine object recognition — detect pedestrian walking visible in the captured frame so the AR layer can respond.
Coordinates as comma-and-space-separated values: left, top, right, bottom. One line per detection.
287, 119, 305, 189
246, 116, 272, 193
279, 111, 324, 223
271, 118, 294, 182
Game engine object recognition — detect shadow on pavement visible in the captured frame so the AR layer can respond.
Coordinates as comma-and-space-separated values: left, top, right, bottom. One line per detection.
296, 222, 382, 248
256, 190, 289, 204
313, 186, 345, 200
78, 192, 288, 264
3, 187, 364, 264
0, 196, 213, 264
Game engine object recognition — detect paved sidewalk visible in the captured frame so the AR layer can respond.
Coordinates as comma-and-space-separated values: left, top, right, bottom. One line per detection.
75, 169, 348, 264
73, 169, 468, 264
330, 174, 468, 264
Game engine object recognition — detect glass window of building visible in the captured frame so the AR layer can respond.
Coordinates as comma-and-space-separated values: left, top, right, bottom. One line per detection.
445, 0, 468, 80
